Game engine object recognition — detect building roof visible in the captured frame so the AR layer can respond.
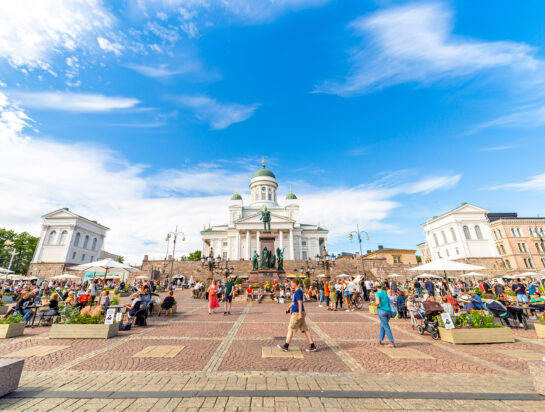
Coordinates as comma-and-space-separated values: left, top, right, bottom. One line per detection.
423, 202, 488, 225
42, 208, 109, 230
252, 159, 276, 179
488, 212, 545, 222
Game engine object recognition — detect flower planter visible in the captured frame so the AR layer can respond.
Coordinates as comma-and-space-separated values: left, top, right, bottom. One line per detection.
368, 305, 377, 315
528, 361, 545, 396
0, 306, 8, 315
0, 323, 25, 339
438, 327, 514, 344
49, 323, 118, 339
535, 323, 545, 339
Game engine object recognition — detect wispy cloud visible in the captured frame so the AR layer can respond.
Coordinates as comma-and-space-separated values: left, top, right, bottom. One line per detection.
13, 91, 139, 112
97, 37, 123, 55
470, 104, 545, 134
477, 145, 516, 152
0, 0, 116, 70
492, 174, 545, 191
126, 62, 200, 78
177, 95, 259, 130
316, 2, 540, 96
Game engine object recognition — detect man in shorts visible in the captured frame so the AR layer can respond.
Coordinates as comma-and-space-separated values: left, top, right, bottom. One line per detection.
224, 276, 235, 315
278, 279, 316, 352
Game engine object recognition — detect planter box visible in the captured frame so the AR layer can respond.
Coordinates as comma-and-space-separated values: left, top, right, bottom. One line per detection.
368, 305, 377, 315
438, 327, 514, 344
0, 359, 24, 397
535, 323, 545, 339
529, 361, 545, 396
0, 306, 8, 315
2, 296, 14, 304
152, 304, 177, 315
49, 323, 118, 339
0, 323, 25, 339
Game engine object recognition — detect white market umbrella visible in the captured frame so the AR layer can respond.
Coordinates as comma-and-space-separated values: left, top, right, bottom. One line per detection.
237, 275, 249, 279
317, 274, 326, 278
70, 258, 137, 285
460, 272, 488, 278
135, 275, 149, 279
387, 274, 401, 278
0, 267, 14, 273
51, 274, 80, 280
515, 272, 541, 278
337, 274, 350, 278
413, 274, 442, 279
409, 259, 485, 272
7, 274, 25, 280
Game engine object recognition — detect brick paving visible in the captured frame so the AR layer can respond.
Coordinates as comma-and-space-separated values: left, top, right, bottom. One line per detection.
0, 290, 545, 410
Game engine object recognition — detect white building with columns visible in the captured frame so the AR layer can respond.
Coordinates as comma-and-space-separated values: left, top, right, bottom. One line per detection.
31, 208, 109, 265
200, 161, 328, 261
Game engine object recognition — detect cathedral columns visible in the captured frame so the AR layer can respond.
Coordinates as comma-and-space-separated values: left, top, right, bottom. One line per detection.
289, 229, 294, 260
246, 230, 250, 260
299, 235, 303, 260
235, 231, 240, 260
256, 231, 260, 253
279, 230, 283, 252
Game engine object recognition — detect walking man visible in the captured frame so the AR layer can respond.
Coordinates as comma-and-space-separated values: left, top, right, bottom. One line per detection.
278, 279, 316, 352
224, 276, 235, 315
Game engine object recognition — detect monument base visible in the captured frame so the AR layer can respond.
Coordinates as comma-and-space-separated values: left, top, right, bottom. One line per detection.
249, 270, 286, 283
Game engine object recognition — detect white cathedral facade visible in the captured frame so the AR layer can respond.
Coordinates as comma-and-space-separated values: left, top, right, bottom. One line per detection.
200, 161, 328, 261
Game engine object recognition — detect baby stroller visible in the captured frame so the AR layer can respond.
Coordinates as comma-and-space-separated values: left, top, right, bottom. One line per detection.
416, 300, 444, 340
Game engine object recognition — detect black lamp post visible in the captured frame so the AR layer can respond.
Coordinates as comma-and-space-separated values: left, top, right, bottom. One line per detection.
316, 250, 336, 281
349, 225, 369, 278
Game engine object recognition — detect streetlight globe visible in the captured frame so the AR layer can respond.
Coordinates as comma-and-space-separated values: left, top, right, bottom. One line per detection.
348, 234, 353, 241
182, 236, 186, 241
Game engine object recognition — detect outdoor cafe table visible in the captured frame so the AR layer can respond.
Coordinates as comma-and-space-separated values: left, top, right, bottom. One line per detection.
26, 304, 46, 328
106, 304, 124, 317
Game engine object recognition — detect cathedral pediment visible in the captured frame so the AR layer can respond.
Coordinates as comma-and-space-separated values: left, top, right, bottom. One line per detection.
236, 212, 294, 224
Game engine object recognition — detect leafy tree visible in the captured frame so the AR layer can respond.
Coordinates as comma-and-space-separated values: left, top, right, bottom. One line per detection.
0, 228, 39, 275
188, 250, 202, 261
416, 255, 422, 263
117, 256, 124, 263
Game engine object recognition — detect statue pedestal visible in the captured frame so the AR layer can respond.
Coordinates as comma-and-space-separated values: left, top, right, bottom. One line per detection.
249, 232, 285, 283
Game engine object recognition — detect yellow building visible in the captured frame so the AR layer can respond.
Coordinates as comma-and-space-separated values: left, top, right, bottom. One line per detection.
363, 246, 418, 265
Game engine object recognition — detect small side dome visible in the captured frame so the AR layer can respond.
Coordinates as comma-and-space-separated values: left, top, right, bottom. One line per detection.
231, 191, 242, 200
286, 188, 297, 200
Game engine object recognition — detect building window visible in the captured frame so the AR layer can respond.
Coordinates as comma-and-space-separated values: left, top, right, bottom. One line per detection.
302, 241, 307, 246
222, 242, 228, 247
83, 235, 89, 249
541, 228, 545, 236
530, 228, 535, 237
498, 230, 503, 238
542, 257, 545, 268
504, 259, 511, 269
493, 230, 498, 240
223, 252, 227, 260
433, 233, 439, 247
441, 231, 447, 244
517, 228, 522, 237
81, 253, 86, 261
450, 228, 457, 242
92, 238, 97, 250
74, 232, 80, 246
535, 243, 541, 253
522, 243, 528, 252
496, 246, 501, 255
48, 230, 57, 245
463, 226, 471, 240
474, 225, 483, 240
261, 191, 265, 200
393, 255, 401, 263
59, 230, 68, 245
501, 245, 506, 254
437, 252, 442, 258
72, 252, 76, 260
90, 256, 94, 262
511, 228, 516, 237
302, 251, 307, 260
445, 249, 450, 257
455, 247, 459, 254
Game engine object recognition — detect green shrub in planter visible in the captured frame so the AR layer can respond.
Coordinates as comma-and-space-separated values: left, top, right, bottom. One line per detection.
234, 278, 243, 285
0, 315, 22, 324
113, 289, 120, 295
111, 296, 120, 305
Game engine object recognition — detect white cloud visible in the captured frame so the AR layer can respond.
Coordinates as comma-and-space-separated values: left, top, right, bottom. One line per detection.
0, 91, 460, 263
477, 145, 516, 152
0, 0, 116, 70
97, 37, 123, 56
13, 91, 139, 112
177, 95, 259, 129
492, 174, 545, 191
470, 104, 545, 134
126, 62, 199, 78
316, 2, 540, 96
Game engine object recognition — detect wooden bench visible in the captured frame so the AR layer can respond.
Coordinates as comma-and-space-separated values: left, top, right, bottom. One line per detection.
0, 359, 24, 397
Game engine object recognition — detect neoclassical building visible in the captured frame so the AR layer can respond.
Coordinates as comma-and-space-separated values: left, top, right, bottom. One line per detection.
201, 161, 328, 261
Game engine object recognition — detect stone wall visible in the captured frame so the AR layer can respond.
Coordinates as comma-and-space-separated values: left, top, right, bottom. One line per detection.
27, 262, 69, 278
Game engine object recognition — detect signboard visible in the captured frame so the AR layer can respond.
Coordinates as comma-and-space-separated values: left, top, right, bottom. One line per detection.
105, 308, 116, 325
115, 312, 123, 323
441, 313, 455, 329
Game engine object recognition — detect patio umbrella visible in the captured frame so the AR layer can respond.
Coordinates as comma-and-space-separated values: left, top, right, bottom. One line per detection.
0, 267, 13, 273
69, 258, 137, 285
413, 274, 442, 279
337, 274, 350, 278
460, 272, 487, 278
51, 274, 80, 280
135, 275, 149, 279
317, 274, 326, 278
409, 259, 485, 282
387, 274, 401, 277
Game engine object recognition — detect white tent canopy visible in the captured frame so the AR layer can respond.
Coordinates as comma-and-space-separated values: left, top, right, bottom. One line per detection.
337, 274, 350, 278
460, 272, 488, 278
135, 275, 149, 279
413, 274, 442, 279
409, 259, 485, 272
0, 267, 14, 274
388, 274, 401, 278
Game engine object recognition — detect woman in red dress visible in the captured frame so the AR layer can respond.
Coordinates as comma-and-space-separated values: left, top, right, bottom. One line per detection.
208, 281, 220, 315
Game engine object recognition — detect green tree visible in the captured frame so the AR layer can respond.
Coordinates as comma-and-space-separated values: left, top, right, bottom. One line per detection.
416, 255, 422, 263
0, 228, 39, 275
117, 256, 124, 264
188, 250, 202, 261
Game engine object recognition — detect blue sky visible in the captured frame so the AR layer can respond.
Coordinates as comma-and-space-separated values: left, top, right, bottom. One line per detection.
1, 0, 545, 263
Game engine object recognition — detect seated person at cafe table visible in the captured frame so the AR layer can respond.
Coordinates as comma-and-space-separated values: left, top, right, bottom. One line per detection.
528, 292, 545, 316
75, 289, 93, 310
458, 295, 477, 313
124, 293, 143, 323
468, 290, 485, 310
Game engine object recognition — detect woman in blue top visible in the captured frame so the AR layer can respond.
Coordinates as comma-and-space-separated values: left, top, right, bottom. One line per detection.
375, 284, 395, 347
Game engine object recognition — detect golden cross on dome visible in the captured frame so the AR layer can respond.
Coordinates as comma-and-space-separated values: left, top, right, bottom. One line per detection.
262, 157, 265, 167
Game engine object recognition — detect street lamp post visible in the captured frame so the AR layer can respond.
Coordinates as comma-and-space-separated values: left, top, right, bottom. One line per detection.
200, 251, 234, 285
3, 240, 16, 282
166, 226, 185, 284
348, 225, 369, 278
315, 248, 336, 282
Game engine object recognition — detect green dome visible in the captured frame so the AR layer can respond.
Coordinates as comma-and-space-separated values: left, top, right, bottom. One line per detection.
230, 192, 242, 200
252, 159, 276, 179
286, 188, 297, 200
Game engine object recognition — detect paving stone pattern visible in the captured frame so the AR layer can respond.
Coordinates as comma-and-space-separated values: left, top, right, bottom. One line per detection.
1, 290, 545, 411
